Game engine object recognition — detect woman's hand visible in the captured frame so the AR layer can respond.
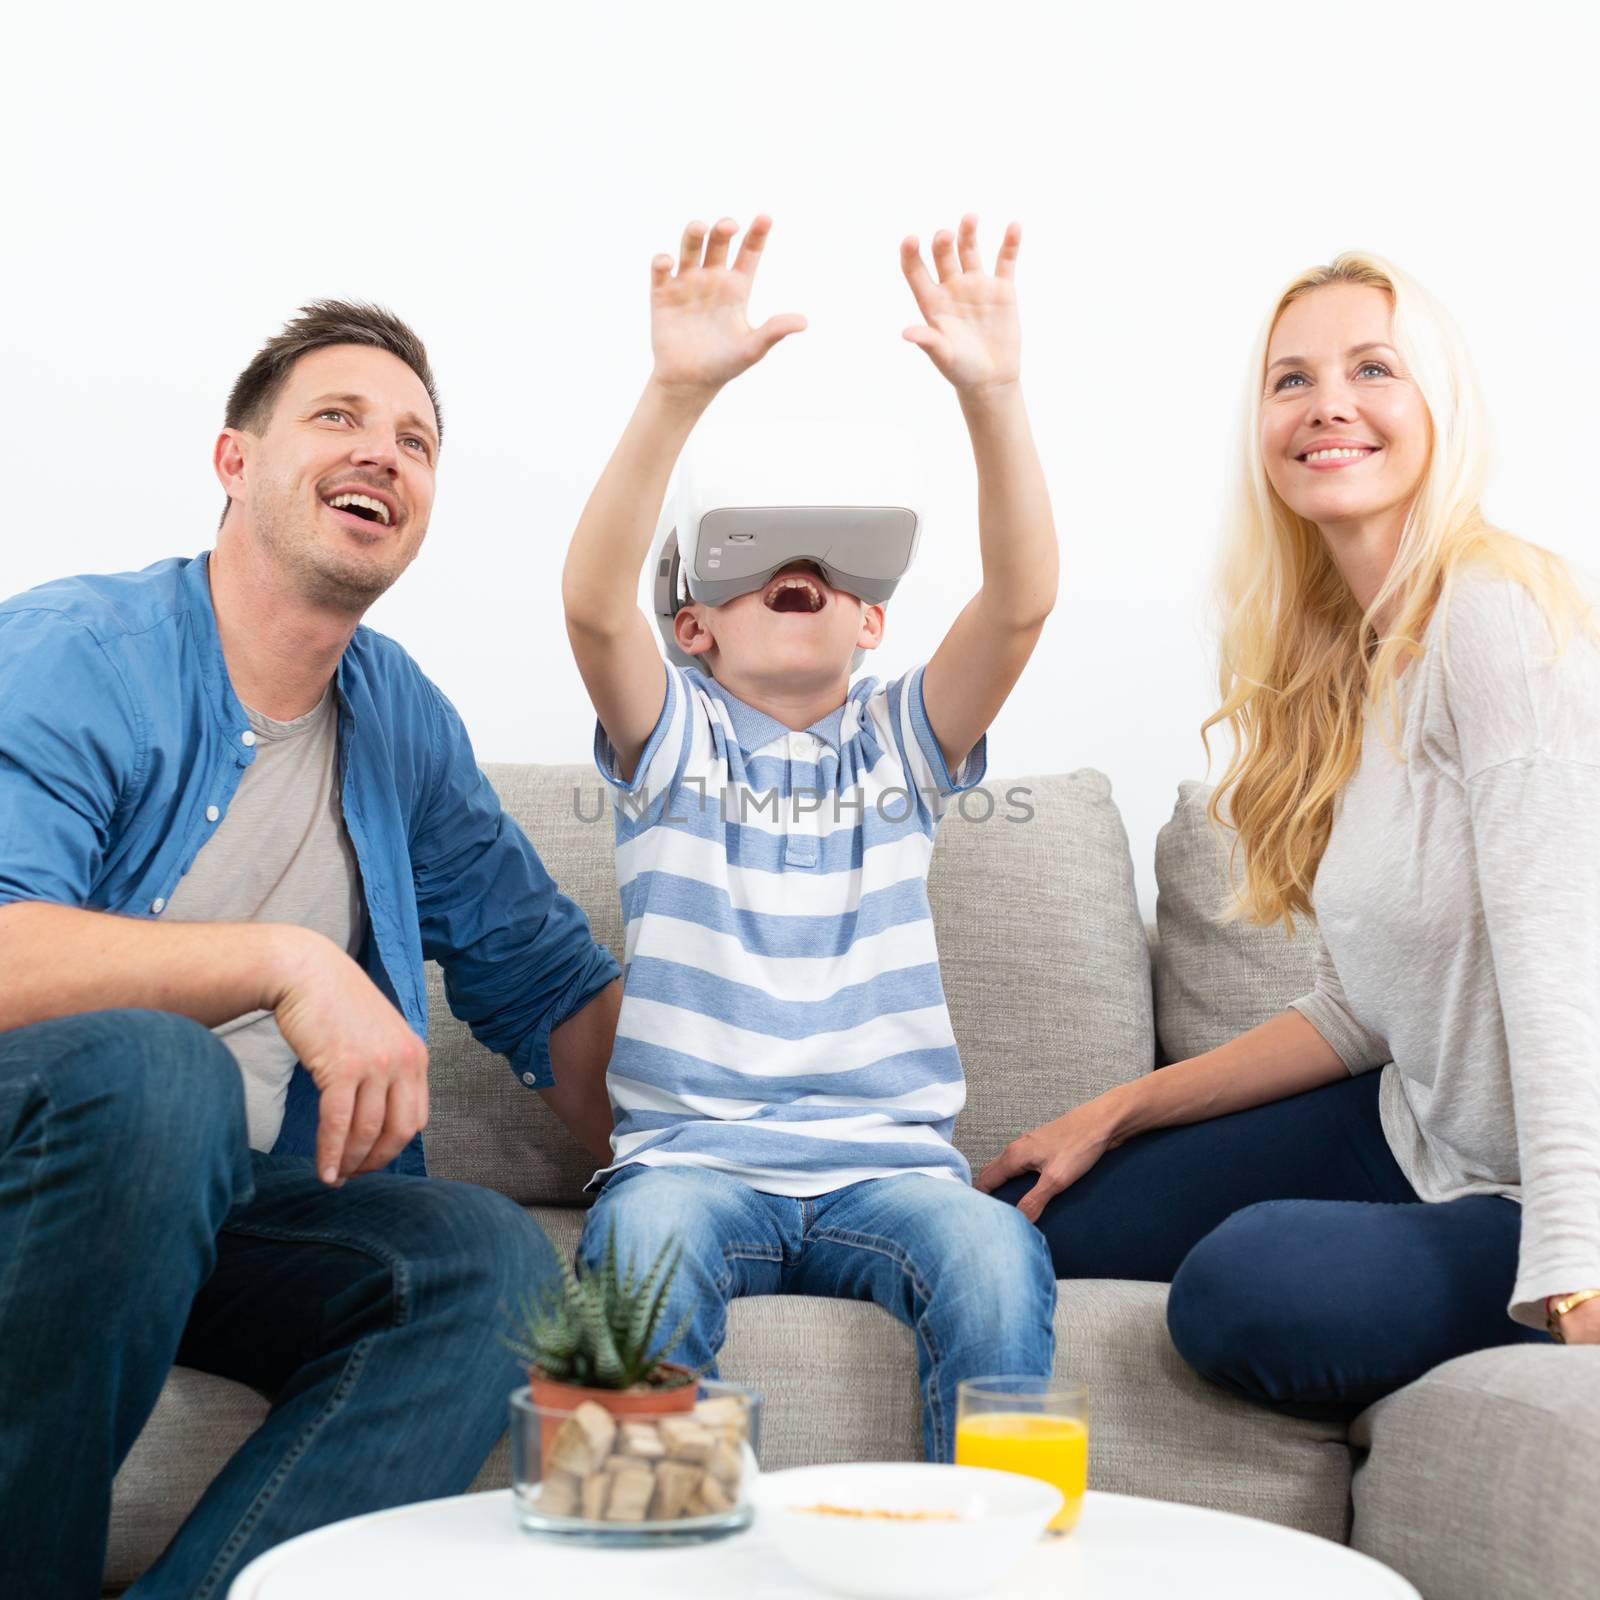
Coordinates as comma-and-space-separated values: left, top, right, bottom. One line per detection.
1552, 1294, 1600, 1344
975, 1098, 1121, 1225
900, 215, 1022, 394
649, 215, 806, 399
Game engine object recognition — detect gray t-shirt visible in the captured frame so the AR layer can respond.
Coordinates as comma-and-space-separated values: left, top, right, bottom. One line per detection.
163, 685, 364, 1150
1289, 569, 1600, 1330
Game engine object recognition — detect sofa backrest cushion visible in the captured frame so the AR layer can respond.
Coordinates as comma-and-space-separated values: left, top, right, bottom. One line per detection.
424, 763, 1154, 1205
1152, 780, 1317, 1064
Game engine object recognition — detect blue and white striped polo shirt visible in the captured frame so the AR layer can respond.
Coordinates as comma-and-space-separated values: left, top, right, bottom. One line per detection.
591, 661, 986, 1197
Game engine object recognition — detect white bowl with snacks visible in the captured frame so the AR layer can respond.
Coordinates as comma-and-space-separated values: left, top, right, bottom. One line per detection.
750, 1461, 1063, 1598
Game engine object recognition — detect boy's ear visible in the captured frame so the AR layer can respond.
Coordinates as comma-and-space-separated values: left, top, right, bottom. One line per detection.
673, 604, 717, 658
856, 602, 886, 652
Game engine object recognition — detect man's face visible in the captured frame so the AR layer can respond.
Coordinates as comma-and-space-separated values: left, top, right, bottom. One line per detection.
218, 344, 439, 611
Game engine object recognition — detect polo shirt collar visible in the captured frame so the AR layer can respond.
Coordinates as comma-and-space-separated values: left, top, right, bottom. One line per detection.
690, 667, 858, 757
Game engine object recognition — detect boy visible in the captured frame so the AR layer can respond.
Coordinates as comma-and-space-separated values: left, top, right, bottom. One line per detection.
561, 214, 1059, 1461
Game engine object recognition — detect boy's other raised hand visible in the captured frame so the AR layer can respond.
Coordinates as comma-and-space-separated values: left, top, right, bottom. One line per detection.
650, 215, 807, 399
900, 215, 1022, 394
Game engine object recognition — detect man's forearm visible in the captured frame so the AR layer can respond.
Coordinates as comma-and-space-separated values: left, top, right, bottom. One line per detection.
541, 977, 622, 1166
0, 900, 306, 1035
959, 381, 1059, 630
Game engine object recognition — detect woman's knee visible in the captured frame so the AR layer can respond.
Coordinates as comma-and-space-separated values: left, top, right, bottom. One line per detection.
1166, 1203, 1303, 1388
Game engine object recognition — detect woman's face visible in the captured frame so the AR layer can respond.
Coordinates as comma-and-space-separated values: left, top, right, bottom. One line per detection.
1259, 283, 1430, 536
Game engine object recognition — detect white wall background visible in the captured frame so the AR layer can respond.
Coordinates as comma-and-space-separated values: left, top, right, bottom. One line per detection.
4, 0, 1596, 914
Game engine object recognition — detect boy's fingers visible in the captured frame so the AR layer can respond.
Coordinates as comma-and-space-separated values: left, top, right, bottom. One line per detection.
650, 254, 674, 289
902, 326, 944, 363
994, 220, 1022, 279
900, 236, 939, 315
931, 229, 960, 283
956, 214, 981, 273
702, 217, 738, 271
754, 313, 807, 354
678, 220, 708, 275
316, 1082, 354, 1185
732, 214, 774, 277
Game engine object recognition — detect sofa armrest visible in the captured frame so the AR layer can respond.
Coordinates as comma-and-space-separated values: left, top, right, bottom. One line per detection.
1351, 1346, 1600, 1600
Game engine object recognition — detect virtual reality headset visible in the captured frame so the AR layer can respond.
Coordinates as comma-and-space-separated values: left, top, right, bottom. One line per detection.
652, 422, 924, 671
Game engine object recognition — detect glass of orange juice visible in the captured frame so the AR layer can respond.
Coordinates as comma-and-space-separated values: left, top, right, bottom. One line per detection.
954, 1377, 1088, 1535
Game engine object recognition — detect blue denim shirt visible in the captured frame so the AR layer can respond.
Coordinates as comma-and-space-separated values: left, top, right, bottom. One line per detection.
0, 551, 620, 1173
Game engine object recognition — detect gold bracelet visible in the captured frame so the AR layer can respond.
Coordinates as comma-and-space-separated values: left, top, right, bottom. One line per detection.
1546, 1289, 1600, 1341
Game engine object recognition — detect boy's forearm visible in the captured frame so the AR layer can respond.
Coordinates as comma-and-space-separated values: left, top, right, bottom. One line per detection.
957, 382, 1059, 630
562, 380, 713, 631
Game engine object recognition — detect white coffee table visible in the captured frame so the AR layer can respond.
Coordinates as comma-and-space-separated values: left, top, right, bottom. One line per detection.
227, 1487, 1419, 1597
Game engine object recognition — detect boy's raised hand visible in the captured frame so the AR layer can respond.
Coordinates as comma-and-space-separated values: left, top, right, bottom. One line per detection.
900, 215, 1022, 393
651, 215, 807, 397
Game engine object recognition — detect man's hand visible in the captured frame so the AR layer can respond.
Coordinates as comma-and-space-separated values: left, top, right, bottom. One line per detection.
975, 1100, 1119, 1225
649, 215, 806, 398
900, 215, 1022, 394
270, 929, 429, 1185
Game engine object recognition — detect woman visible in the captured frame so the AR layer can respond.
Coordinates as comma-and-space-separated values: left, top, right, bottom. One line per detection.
981, 252, 1600, 1412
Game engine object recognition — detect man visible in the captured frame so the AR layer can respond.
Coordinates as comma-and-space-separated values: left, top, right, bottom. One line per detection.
0, 302, 623, 1598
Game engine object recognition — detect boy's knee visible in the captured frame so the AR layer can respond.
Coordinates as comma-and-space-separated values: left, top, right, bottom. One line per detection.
583, 1167, 734, 1275
935, 1190, 1053, 1289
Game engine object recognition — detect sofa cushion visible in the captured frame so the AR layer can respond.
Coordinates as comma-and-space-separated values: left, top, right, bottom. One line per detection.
424, 765, 1155, 1203
1153, 780, 1317, 1064
107, 1220, 1351, 1589
926, 768, 1154, 1173
1350, 1346, 1600, 1600
478, 1274, 1351, 1529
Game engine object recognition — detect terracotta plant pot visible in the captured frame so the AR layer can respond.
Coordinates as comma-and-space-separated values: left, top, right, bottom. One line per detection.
528, 1362, 699, 1477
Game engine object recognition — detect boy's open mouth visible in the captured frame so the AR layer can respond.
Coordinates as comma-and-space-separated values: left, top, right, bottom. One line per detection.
763, 565, 826, 614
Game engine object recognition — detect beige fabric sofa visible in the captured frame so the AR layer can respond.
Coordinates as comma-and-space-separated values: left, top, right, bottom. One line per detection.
106, 768, 1600, 1598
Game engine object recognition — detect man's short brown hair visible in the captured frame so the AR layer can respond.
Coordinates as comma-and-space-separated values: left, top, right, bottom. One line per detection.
219, 300, 441, 528
225, 299, 442, 438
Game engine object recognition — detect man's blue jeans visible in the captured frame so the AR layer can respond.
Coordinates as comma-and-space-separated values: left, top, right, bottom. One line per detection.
992, 1070, 1551, 1418
579, 1164, 1058, 1462
0, 1009, 559, 1600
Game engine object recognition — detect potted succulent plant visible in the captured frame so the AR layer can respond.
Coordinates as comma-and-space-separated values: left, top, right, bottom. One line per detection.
507, 1223, 697, 1404
505, 1226, 748, 1524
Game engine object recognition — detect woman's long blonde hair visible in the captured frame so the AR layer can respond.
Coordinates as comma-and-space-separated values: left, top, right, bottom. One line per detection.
1204, 251, 1589, 930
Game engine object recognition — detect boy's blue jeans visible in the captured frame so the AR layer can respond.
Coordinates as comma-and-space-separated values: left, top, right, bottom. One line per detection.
0, 1009, 559, 1600
580, 1163, 1058, 1462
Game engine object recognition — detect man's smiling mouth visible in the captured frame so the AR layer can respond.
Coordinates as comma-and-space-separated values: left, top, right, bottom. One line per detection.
323, 491, 393, 526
